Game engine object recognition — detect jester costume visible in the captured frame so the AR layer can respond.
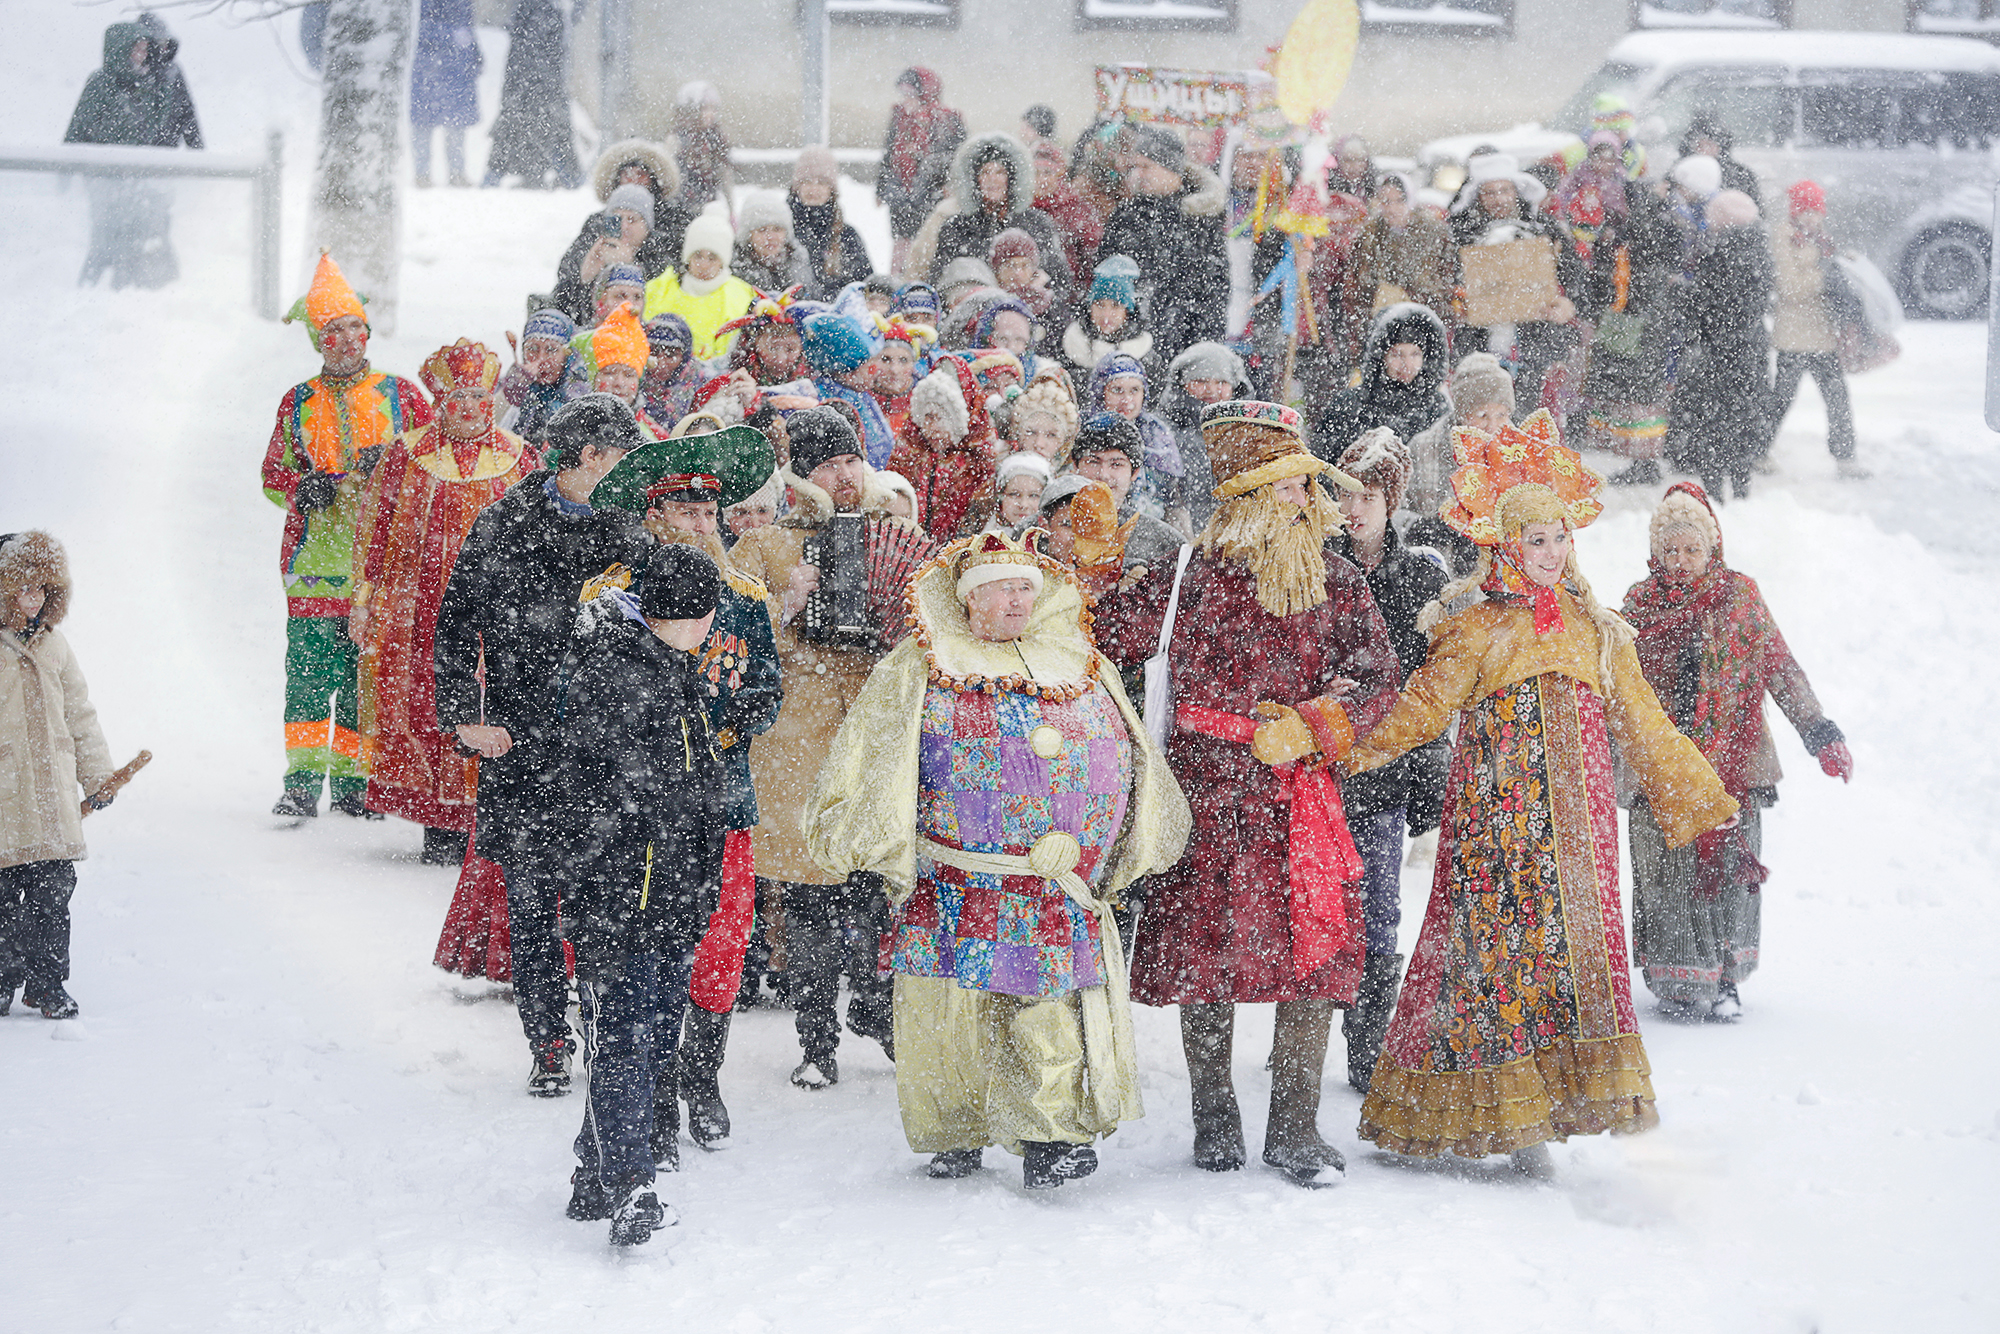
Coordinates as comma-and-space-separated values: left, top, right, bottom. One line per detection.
262, 255, 431, 807
1346, 413, 1736, 1159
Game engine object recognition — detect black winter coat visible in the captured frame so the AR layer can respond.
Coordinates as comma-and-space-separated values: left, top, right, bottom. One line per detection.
1334, 528, 1451, 825
1314, 303, 1450, 462
1668, 225, 1773, 477
554, 617, 726, 979
433, 471, 652, 862
788, 193, 873, 300
484, 0, 579, 183
1096, 176, 1229, 365
66, 21, 202, 149
551, 203, 694, 323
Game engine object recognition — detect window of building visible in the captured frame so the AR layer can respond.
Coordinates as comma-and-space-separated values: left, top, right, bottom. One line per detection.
1076, 0, 1236, 32
1359, 0, 1513, 36
826, 0, 959, 28
1630, 0, 1792, 28
1908, 0, 2000, 37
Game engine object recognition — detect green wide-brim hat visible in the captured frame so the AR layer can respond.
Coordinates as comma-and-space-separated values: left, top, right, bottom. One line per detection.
592, 425, 776, 512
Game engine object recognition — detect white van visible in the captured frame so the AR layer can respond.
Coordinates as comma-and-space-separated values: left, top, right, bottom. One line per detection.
1551, 31, 2000, 319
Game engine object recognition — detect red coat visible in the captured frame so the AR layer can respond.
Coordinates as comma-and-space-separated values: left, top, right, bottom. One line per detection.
1098, 548, 1402, 1005
885, 420, 997, 540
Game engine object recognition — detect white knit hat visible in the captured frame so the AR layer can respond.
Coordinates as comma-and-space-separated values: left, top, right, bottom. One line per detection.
682, 207, 735, 263
910, 368, 969, 442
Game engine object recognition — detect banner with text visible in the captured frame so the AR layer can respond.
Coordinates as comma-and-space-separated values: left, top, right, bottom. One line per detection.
1094, 65, 1274, 130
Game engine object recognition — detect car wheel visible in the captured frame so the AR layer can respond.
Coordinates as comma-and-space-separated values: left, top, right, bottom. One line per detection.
1899, 225, 1990, 321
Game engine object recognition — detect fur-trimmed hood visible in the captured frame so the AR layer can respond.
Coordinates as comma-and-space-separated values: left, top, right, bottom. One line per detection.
593, 138, 681, 205
949, 132, 1035, 219
0, 530, 70, 638
778, 461, 920, 529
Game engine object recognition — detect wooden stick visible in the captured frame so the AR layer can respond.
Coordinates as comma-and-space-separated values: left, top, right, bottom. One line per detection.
81, 750, 151, 818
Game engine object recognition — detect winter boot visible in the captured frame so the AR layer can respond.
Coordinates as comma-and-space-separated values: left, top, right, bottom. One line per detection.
420, 827, 469, 865
271, 788, 319, 819
330, 791, 383, 820
846, 994, 896, 1062
1342, 953, 1405, 1093
790, 1053, 838, 1090
679, 1007, 733, 1149
528, 1036, 574, 1097
1707, 979, 1743, 1023
0, 977, 19, 1017
1263, 997, 1345, 1189
1508, 1142, 1555, 1181
565, 1167, 611, 1221
927, 1148, 983, 1179
650, 1098, 682, 1172
1022, 1141, 1098, 1190
607, 1182, 675, 1247
1180, 1002, 1245, 1171
26, 985, 79, 1021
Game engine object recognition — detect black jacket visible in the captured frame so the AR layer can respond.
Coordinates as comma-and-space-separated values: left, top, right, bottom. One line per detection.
433, 471, 652, 861
1095, 169, 1229, 365
66, 20, 202, 149
1335, 527, 1449, 823
1314, 303, 1449, 462
1669, 224, 1773, 474
550, 205, 692, 325
554, 617, 726, 979
789, 192, 874, 300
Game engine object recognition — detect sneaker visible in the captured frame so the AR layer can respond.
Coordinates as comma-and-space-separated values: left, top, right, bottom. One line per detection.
528, 1037, 574, 1097
1262, 1140, 1346, 1189
331, 792, 383, 820
608, 1185, 675, 1247
1836, 458, 1872, 481
25, 986, 79, 1020
927, 1148, 983, 1179
1023, 1141, 1098, 1190
565, 1168, 611, 1221
272, 789, 319, 819
789, 1057, 838, 1090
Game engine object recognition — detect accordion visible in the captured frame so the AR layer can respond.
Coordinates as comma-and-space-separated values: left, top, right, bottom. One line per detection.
799, 514, 936, 652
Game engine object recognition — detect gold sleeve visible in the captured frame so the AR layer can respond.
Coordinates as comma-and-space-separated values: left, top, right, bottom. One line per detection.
1604, 637, 1738, 848
1344, 616, 1486, 775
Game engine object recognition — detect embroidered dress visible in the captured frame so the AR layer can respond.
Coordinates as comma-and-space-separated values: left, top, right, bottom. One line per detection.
892, 683, 1130, 998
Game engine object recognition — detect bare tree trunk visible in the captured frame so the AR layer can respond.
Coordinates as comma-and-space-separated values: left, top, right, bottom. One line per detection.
311, 0, 409, 333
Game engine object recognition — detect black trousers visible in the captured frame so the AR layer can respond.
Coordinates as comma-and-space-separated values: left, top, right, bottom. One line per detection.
0, 860, 77, 995
1769, 351, 1855, 461
778, 874, 892, 1062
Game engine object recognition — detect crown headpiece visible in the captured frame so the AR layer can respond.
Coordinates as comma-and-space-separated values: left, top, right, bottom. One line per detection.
1441, 409, 1604, 546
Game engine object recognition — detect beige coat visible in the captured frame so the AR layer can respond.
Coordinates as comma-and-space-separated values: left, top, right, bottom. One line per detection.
1, 533, 114, 869
1771, 226, 1837, 354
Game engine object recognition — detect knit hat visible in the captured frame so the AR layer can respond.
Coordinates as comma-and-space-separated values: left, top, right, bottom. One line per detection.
893, 282, 942, 323
1449, 352, 1515, 416
644, 313, 694, 355
682, 210, 734, 263
969, 295, 1035, 349
605, 183, 654, 229
938, 257, 998, 299
419, 339, 501, 402
1088, 254, 1141, 311
1670, 154, 1722, 199
1336, 427, 1412, 515
1169, 341, 1244, 388
1131, 126, 1185, 173
736, 189, 793, 239
284, 252, 367, 350
1200, 400, 1356, 498
1071, 411, 1143, 467
523, 307, 575, 346
1650, 481, 1721, 561
547, 394, 647, 469
1788, 179, 1826, 217
793, 145, 840, 191
996, 450, 1051, 489
639, 543, 721, 622
800, 309, 875, 375
1706, 189, 1760, 229
590, 305, 650, 374
786, 406, 863, 475
1023, 104, 1057, 140
989, 228, 1039, 267
910, 368, 971, 441
952, 530, 1045, 602
597, 262, 645, 292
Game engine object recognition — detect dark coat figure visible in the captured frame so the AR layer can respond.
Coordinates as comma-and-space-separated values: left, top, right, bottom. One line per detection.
482, 0, 581, 189
1095, 164, 1229, 366
1668, 220, 1773, 498
1332, 526, 1448, 828
876, 67, 965, 241
66, 17, 201, 289
929, 134, 1069, 308
1680, 112, 1762, 207
1313, 304, 1449, 463
410, 0, 481, 129
433, 470, 651, 864
789, 191, 872, 301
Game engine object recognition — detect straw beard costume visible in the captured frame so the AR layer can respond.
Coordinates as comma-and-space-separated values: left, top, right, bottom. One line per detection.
1092, 399, 1404, 1187
1344, 412, 1736, 1161
804, 533, 1189, 1186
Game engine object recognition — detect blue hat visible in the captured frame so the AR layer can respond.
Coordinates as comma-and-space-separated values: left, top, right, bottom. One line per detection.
800, 310, 875, 375
599, 263, 645, 290
892, 282, 941, 322
1089, 255, 1140, 311
523, 308, 575, 344
644, 312, 694, 353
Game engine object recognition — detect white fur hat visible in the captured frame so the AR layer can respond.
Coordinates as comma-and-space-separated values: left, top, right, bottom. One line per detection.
735, 189, 793, 240
910, 368, 970, 442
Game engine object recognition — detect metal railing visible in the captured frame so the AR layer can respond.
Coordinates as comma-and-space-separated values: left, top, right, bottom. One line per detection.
0, 130, 283, 319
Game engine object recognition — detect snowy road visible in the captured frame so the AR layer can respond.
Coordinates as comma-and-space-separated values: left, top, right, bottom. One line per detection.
3, 4, 1998, 1330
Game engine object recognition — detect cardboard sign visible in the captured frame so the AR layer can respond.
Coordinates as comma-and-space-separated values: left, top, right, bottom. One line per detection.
1094, 65, 1273, 129
1460, 237, 1560, 326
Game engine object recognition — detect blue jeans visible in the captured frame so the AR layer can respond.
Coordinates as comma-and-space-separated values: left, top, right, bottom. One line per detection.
502, 858, 570, 1049
1349, 807, 1406, 957
572, 948, 691, 1196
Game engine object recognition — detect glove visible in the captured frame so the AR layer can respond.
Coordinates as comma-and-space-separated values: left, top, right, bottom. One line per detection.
1818, 740, 1853, 783
1250, 702, 1318, 766
294, 470, 340, 514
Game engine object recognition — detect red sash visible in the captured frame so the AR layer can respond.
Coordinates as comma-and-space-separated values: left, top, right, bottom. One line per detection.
1176, 705, 1363, 978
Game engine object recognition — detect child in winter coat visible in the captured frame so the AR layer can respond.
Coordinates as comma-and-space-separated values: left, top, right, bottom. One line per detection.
0, 532, 117, 1020
1060, 256, 1159, 383
1087, 353, 1184, 533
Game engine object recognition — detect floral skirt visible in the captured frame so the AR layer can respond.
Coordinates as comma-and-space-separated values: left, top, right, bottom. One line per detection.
1358, 673, 1657, 1157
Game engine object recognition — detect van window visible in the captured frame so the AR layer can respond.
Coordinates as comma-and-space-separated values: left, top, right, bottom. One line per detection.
1798, 70, 2000, 149
1651, 70, 1794, 148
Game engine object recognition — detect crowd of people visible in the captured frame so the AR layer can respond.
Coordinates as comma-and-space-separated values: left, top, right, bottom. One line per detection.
10, 63, 1872, 1250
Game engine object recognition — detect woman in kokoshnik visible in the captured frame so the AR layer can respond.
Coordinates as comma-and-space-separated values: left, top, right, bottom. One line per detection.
1341, 410, 1739, 1176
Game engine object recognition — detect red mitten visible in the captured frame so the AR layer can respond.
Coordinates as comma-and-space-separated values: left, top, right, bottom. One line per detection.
1818, 741, 1853, 783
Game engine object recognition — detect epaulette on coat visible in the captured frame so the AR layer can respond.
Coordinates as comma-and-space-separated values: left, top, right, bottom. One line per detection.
723, 567, 769, 603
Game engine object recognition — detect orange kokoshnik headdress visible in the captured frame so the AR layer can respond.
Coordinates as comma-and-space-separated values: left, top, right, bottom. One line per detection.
1439, 408, 1604, 546
420, 339, 502, 401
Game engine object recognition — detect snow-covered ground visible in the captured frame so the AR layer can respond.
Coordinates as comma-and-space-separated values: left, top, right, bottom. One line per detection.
4, 4, 2000, 1330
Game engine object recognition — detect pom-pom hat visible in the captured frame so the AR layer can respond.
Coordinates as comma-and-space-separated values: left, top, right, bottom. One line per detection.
1200, 400, 1361, 498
